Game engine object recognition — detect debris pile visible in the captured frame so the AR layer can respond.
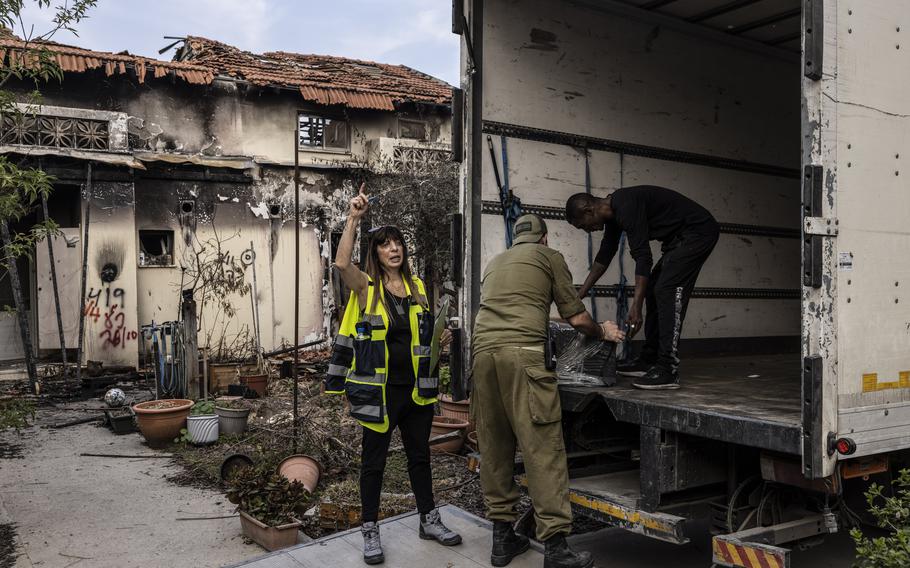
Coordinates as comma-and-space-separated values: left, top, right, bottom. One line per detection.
168, 347, 484, 539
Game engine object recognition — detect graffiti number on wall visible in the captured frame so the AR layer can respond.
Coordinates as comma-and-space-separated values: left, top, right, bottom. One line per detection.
84, 286, 138, 348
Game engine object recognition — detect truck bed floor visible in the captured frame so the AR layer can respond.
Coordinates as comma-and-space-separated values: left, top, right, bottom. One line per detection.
560, 354, 802, 454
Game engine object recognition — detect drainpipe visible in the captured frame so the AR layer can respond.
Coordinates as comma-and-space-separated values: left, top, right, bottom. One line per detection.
75, 163, 92, 384
41, 194, 68, 371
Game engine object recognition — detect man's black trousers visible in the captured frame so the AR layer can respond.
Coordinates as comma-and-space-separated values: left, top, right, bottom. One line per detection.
360, 384, 436, 522
640, 226, 719, 372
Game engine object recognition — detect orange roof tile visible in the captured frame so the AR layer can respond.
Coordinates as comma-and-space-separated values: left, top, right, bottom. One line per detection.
180, 36, 452, 110
0, 35, 214, 85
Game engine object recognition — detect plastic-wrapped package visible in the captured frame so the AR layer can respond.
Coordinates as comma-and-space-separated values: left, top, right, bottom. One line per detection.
549, 321, 617, 386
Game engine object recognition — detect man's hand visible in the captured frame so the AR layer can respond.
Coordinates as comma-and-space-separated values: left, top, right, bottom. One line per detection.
348, 182, 369, 220
440, 328, 452, 348
600, 321, 626, 343
626, 305, 643, 338
578, 262, 608, 299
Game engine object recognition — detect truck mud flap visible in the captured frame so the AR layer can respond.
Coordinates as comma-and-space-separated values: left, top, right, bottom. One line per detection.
712, 515, 832, 568
712, 537, 789, 568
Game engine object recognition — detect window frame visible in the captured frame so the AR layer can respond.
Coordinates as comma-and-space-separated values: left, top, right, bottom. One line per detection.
398, 118, 429, 142
137, 229, 176, 268
297, 113, 351, 153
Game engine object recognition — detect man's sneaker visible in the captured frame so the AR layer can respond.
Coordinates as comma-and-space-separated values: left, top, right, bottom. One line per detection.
544, 534, 594, 568
419, 508, 462, 546
616, 356, 655, 377
632, 366, 680, 390
361, 521, 384, 565
491, 520, 530, 566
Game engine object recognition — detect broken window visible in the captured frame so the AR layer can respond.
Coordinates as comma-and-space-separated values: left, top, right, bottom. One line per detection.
298, 114, 349, 151
399, 119, 428, 141
138, 230, 174, 267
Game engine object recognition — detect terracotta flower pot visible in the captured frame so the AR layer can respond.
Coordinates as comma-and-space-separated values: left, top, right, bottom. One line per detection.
239, 511, 300, 551
466, 430, 479, 452
220, 453, 255, 483
132, 399, 193, 449
186, 414, 219, 445
215, 405, 251, 435
240, 373, 268, 397
438, 394, 474, 434
277, 455, 322, 492
430, 415, 468, 453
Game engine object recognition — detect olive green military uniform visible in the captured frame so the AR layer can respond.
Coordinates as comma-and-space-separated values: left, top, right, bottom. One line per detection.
472, 215, 586, 542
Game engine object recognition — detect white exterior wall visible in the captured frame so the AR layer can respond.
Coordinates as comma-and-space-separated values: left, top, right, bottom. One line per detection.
81, 183, 140, 367
134, 188, 326, 362
2, 76, 451, 365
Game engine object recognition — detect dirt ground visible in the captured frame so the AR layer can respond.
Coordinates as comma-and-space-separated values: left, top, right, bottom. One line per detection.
0, 359, 493, 567
0, 410, 260, 567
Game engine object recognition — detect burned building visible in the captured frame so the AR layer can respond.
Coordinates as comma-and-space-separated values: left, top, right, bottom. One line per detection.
0, 33, 453, 368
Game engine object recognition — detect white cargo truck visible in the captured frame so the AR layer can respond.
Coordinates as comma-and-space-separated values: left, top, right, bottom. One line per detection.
449, 1, 910, 566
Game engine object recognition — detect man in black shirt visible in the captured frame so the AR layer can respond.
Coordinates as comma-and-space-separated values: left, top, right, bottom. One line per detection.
565, 186, 719, 389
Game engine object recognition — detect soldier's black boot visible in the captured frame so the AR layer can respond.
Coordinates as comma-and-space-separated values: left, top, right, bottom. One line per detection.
490, 521, 530, 567
544, 534, 594, 568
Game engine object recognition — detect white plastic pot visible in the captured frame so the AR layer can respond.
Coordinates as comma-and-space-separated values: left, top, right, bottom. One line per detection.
186, 414, 219, 445
215, 406, 251, 435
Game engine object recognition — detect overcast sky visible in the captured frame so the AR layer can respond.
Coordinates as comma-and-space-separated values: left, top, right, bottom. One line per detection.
18, 0, 460, 85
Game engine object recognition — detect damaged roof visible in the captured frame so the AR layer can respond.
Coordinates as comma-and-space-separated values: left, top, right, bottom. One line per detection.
0, 30, 451, 111
177, 36, 452, 111
0, 33, 214, 85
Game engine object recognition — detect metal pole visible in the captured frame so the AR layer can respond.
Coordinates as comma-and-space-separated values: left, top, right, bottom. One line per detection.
75, 163, 92, 384
41, 194, 68, 371
202, 347, 209, 401
248, 241, 262, 368
293, 113, 300, 454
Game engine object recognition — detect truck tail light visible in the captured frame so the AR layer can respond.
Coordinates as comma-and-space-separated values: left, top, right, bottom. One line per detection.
835, 437, 857, 456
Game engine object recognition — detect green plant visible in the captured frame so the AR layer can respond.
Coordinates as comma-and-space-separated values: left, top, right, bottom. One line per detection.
438, 365, 451, 396
0, 398, 35, 431
225, 465, 311, 527
852, 468, 910, 567
174, 427, 193, 444
191, 400, 215, 416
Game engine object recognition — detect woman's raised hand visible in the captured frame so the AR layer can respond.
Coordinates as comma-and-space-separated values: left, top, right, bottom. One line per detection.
349, 183, 369, 219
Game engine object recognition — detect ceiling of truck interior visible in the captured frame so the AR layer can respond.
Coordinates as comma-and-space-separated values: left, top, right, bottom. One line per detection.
611, 0, 802, 52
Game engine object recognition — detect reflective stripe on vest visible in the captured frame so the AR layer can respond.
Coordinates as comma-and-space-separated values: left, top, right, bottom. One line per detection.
348, 371, 386, 385
328, 363, 350, 377
417, 376, 439, 391
351, 404, 382, 420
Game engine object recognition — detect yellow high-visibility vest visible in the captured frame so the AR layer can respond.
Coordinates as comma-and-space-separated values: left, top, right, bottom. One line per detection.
325, 276, 438, 433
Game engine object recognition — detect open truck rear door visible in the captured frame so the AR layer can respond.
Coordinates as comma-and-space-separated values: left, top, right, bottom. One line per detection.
804, 0, 910, 476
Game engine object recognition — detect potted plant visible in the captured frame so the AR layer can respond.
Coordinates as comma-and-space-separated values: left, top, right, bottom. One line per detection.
437, 366, 474, 434
132, 399, 193, 449
215, 397, 252, 435
185, 400, 219, 445
430, 415, 469, 453
239, 371, 268, 397
226, 465, 310, 551
277, 455, 322, 492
